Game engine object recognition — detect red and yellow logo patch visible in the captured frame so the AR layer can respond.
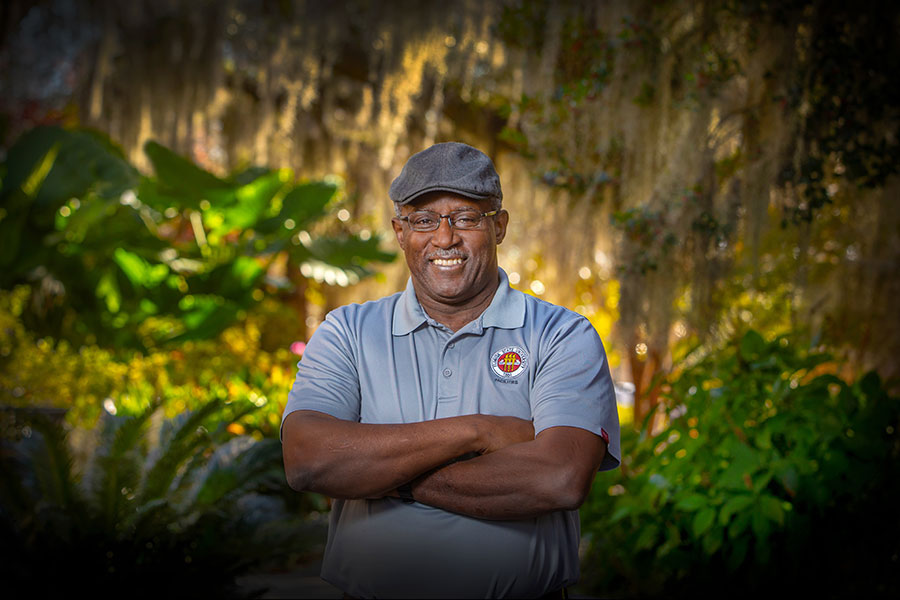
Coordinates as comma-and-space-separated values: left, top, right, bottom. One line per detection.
496, 351, 522, 373
490, 345, 529, 378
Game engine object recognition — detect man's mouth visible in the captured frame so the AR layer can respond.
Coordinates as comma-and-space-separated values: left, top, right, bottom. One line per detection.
431, 257, 464, 266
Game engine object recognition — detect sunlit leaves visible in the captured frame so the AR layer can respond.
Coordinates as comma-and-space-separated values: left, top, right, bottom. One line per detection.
254, 180, 334, 234
113, 248, 169, 289
0, 126, 394, 349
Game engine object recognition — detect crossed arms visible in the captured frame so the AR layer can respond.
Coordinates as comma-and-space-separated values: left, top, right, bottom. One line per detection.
281, 409, 607, 520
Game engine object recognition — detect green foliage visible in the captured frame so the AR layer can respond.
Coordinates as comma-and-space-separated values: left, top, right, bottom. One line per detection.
0, 287, 299, 436
580, 331, 900, 597
0, 401, 321, 596
0, 125, 394, 349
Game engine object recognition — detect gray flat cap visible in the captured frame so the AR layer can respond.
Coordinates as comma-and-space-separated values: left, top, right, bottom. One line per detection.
389, 142, 502, 206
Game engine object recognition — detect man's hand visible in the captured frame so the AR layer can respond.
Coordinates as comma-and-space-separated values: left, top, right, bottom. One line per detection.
281, 411, 534, 500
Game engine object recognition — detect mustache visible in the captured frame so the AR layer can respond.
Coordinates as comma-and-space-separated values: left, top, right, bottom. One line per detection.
427, 250, 466, 260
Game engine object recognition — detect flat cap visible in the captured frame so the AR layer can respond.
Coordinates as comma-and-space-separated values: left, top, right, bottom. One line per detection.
389, 142, 502, 206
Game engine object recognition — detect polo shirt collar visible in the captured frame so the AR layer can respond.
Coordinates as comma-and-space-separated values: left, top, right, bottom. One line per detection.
480, 268, 525, 329
392, 268, 525, 336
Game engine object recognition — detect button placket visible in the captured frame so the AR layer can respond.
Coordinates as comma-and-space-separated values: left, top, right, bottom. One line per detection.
440, 339, 456, 381
434, 336, 462, 418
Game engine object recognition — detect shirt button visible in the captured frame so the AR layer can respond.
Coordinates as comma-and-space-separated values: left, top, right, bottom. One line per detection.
448, 342, 455, 349
442, 368, 452, 377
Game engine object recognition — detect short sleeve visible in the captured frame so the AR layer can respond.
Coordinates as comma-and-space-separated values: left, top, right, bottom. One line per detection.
530, 315, 621, 471
280, 310, 362, 440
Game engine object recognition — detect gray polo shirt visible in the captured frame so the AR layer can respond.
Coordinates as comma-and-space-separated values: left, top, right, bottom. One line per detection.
283, 268, 620, 598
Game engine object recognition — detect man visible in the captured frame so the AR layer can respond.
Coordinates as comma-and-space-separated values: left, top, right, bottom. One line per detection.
281, 142, 620, 598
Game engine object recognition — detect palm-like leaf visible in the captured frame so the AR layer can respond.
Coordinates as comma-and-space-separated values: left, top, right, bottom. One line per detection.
84, 405, 157, 533
139, 399, 223, 503
0, 401, 315, 596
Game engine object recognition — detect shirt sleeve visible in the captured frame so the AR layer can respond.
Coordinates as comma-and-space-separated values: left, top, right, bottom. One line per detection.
530, 315, 621, 471
280, 309, 362, 440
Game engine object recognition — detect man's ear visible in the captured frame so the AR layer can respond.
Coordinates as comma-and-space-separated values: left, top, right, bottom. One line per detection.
391, 217, 407, 251
494, 209, 509, 245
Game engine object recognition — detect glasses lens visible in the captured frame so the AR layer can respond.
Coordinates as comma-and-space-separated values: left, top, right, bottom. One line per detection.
408, 211, 440, 231
450, 210, 482, 230
406, 210, 486, 231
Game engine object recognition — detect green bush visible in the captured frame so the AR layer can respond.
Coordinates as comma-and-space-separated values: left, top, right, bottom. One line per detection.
579, 331, 900, 597
0, 400, 322, 596
0, 286, 299, 437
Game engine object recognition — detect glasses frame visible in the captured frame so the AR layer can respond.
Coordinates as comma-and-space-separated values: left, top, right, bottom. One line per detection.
398, 209, 498, 232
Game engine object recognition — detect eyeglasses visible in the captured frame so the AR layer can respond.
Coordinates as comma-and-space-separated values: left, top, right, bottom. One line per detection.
398, 209, 498, 232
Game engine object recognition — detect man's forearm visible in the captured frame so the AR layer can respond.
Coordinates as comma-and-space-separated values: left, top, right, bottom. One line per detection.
282, 410, 533, 499
408, 426, 606, 520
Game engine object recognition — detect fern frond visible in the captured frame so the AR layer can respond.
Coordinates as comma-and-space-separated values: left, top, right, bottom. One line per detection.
85, 406, 156, 532
23, 415, 85, 515
139, 400, 223, 502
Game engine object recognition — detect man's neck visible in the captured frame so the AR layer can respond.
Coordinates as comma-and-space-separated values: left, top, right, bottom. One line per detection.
414, 277, 500, 333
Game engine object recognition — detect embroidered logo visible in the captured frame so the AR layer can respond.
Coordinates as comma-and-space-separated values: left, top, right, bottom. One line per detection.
490, 346, 529, 379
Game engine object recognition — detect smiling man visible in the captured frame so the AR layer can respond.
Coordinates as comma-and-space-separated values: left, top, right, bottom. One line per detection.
281, 142, 620, 599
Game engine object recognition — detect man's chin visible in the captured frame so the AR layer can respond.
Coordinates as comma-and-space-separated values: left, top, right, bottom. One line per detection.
415, 276, 471, 303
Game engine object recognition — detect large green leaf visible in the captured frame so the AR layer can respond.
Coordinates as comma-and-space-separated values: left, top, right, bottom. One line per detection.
739, 330, 767, 362
3, 126, 394, 349
718, 493, 755, 525
188, 256, 264, 299
301, 233, 397, 276
35, 129, 137, 208
0, 210, 28, 270
279, 181, 336, 227
692, 506, 717, 537
674, 493, 708, 512
255, 181, 336, 234
113, 248, 170, 289
168, 295, 243, 343
211, 170, 285, 235
136, 175, 192, 212
143, 140, 230, 201
0, 126, 67, 199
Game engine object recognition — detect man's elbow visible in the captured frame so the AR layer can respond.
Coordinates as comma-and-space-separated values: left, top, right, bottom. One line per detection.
554, 478, 593, 511
282, 439, 325, 493
546, 463, 598, 511
281, 412, 329, 493
284, 461, 312, 492
534, 426, 607, 511
283, 452, 313, 492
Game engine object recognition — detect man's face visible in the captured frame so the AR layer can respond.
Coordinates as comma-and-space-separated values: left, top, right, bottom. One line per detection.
391, 192, 509, 309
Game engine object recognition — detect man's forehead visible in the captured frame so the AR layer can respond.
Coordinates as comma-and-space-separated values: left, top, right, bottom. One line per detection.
403, 192, 488, 212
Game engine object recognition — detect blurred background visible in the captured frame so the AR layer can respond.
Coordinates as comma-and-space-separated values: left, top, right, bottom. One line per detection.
1, 0, 897, 597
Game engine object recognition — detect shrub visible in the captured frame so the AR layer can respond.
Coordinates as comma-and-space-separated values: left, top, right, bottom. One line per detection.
0, 400, 322, 597
0, 286, 298, 437
579, 330, 900, 598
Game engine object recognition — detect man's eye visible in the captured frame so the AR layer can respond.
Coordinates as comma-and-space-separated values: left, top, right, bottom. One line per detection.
454, 212, 481, 226
412, 216, 436, 227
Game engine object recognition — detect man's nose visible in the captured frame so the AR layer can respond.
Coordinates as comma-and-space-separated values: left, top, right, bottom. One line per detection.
431, 216, 459, 247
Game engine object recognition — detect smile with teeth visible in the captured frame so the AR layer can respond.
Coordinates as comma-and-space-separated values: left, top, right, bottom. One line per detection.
431, 257, 464, 266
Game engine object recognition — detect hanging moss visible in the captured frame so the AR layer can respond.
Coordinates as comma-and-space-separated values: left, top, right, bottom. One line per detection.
3, 0, 898, 412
